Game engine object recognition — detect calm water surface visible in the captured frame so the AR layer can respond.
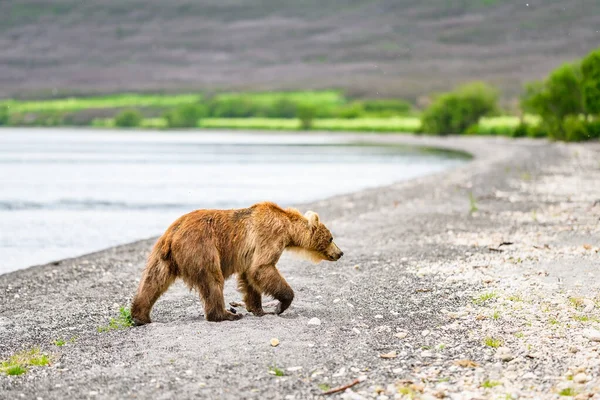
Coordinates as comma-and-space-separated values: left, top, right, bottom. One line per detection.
0, 129, 465, 273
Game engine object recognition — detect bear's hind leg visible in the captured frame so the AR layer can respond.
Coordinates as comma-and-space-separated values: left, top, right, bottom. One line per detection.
131, 258, 176, 325
238, 273, 267, 316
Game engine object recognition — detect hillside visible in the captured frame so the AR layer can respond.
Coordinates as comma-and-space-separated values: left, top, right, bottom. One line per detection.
1, 0, 599, 101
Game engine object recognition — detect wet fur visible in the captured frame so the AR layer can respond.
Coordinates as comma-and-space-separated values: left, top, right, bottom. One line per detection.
130, 202, 343, 324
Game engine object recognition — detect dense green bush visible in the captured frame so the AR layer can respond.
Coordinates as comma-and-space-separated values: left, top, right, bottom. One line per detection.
208, 98, 265, 118
0, 105, 9, 125
582, 48, 600, 116
421, 82, 498, 135
361, 99, 412, 116
267, 98, 298, 118
114, 109, 142, 127
519, 48, 600, 142
521, 63, 584, 141
164, 104, 206, 128
333, 102, 365, 119
511, 122, 529, 138
297, 104, 317, 130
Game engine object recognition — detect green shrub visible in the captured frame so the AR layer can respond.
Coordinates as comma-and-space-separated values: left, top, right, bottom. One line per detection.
0, 105, 9, 125
362, 99, 412, 115
114, 109, 142, 127
563, 116, 589, 142
267, 98, 298, 118
164, 104, 206, 128
421, 82, 498, 135
208, 97, 267, 118
521, 63, 583, 124
512, 122, 529, 138
297, 105, 316, 130
581, 48, 600, 115
333, 102, 365, 119
587, 119, 600, 139
527, 124, 548, 138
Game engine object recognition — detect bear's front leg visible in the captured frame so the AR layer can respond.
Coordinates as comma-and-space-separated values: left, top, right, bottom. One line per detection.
249, 264, 295, 315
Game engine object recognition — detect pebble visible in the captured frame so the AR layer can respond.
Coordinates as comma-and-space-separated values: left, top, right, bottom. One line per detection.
583, 299, 595, 313
583, 329, 600, 342
286, 366, 302, 372
495, 347, 515, 362
421, 329, 430, 336
375, 314, 383, 319
421, 350, 434, 358
270, 338, 279, 347
308, 317, 321, 326
395, 332, 408, 339
573, 373, 588, 383
522, 372, 536, 379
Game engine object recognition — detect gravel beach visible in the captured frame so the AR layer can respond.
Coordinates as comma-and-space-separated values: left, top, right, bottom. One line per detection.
1, 134, 599, 400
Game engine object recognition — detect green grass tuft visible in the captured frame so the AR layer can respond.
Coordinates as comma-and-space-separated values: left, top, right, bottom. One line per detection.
97, 306, 134, 332
269, 366, 285, 377
1, 348, 50, 375
473, 291, 497, 305
484, 337, 503, 348
318, 383, 331, 391
481, 380, 501, 388
469, 192, 478, 213
559, 388, 576, 396
54, 339, 66, 347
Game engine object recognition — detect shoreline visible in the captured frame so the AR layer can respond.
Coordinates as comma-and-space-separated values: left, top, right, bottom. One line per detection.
1, 135, 600, 399
0, 130, 471, 276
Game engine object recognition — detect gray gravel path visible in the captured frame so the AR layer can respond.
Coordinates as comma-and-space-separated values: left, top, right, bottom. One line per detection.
1, 135, 599, 400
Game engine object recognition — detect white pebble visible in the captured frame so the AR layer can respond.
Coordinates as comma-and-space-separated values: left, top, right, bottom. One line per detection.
574, 372, 588, 383
583, 329, 600, 342
308, 317, 321, 326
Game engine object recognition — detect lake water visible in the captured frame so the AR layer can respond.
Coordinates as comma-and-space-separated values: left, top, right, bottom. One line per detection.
0, 129, 465, 274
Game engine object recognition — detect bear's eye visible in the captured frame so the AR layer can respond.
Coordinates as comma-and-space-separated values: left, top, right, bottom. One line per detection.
329, 237, 333, 243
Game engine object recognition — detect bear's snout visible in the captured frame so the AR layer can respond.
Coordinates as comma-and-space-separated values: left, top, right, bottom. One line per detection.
326, 242, 344, 261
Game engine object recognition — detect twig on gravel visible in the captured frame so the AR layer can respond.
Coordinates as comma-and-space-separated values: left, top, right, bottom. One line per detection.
322, 378, 362, 395
489, 241, 514, 252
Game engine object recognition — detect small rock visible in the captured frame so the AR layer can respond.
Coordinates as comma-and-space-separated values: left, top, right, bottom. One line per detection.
353, 328, 361, 335
286, 366, 302, 372
379, 351, 397, 359
375, 325, 391, 333
375, 314, 383, 319
583, 329, 600, 342
495, 347, 515, 362
270, 338, 280, 347
421, 350, 433, 358
395, 332, 408, 339
308, 317, 321, 326
575, 393, 593, 400
520, 372, 535, 380
583, 299, 595, 313
421, 330, 430, 336
574, 373, 589, 383
185, 370, 193, 375
570, 346, 579, 353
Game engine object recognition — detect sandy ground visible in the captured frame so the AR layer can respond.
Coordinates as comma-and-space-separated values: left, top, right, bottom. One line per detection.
1, 135, 600, 400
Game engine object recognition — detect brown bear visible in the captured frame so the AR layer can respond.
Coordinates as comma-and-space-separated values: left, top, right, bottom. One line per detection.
130, 202, 343, 324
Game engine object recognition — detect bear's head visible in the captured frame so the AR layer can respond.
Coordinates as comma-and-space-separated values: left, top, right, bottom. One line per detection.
301, 211, 343, 262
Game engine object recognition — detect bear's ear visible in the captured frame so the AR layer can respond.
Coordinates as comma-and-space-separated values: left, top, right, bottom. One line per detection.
304, 211, 320, 230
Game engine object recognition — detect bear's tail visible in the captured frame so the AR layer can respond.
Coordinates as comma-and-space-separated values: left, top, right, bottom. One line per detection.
130, 236, 177, 325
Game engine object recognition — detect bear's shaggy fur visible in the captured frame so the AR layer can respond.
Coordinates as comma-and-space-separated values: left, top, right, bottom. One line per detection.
130, 202, 343, 324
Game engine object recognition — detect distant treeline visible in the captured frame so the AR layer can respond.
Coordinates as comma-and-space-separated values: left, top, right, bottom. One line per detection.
1, 47, 599, 142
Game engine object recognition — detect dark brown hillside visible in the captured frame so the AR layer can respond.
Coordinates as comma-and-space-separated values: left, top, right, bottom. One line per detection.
0, 0, 598, 100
